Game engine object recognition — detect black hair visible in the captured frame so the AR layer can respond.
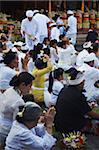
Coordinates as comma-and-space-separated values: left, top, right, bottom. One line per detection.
43, 48, 50, 56
33, 43, 43, 61
2, 50, 17, 65
54, 68, 64, 79
85, 43, 99, 53
0, 42, 3, 49
36, 43, 43, 52
50, 39, 57, 47
10, 72, 35, 87
52, 14, 60, 22
65, 67, 80, 80
28, 50, 34, 58
91, 43, 98, 53
1, 35, 8, 41
16, 105, 41, 123
85, 43, 98, 53
60, 41, 67, 48
59, 34, 65, 40
43, 37, 50, 44
94, 80, 99, 88
48, 68, 64, 93
35, 58, 47, 69
22, 94, 35, 103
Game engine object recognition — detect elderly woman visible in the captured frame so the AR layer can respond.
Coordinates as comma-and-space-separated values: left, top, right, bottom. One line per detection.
0, 72, 34, 148
5, 102, 56, 150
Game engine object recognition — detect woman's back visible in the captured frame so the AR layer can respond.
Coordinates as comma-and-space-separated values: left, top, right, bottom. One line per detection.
0, 87, 24, 120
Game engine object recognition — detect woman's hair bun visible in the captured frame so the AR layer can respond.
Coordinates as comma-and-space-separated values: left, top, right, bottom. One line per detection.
65, 67, 80, 80
9, 75, 18, 86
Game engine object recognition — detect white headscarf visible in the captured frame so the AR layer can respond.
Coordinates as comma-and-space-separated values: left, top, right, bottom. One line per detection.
68, 72, 84, 85
26, 10, 33, 17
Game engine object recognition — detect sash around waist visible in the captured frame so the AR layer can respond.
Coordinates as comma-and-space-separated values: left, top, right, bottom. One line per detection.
32, 86, 47, 91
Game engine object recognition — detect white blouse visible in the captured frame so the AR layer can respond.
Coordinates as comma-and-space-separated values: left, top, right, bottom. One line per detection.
5, 121, 56, 150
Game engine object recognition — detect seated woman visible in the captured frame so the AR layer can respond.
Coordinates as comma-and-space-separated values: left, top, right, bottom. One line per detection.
5, 102, 56, 150
32, 54, 53, 107
46, 68, 64, 107
0, 50, 30, 92
0, 51, 18, 92
0, 72, 34, 148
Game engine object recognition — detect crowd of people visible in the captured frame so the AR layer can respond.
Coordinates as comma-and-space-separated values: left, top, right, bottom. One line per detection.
0, 9, 99, 150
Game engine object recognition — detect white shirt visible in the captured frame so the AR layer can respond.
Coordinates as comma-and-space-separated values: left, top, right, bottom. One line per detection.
84, 67, 99, 101
0, 53, 3, 62
91, 52, 99, 68
76, 49, 89, 67
66, 44, 77, 65
56, 17, 64, 25
79, 64, 99, 101
28, 58, 35, 74
34, 13, 50, 36
17, 51, 26, 72
51, 80, 64, 106
50, 27, 60, 42
12, 47, 26, 72
50, 47, 59, 65
58, 46, 76, 70
0, 87, 24, 136
5, 121, 56, 150
21, 18, 39, 40
0, 65, 16, 90
67, 15, 77, 35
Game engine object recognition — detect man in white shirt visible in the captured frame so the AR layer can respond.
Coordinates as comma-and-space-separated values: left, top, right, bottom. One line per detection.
21, 10, 39, 50
33, 10, 50, 43
78, 53, 99, 101
50, 23, 60, 42
76, 42, 91, 67
66, 10, 77, 45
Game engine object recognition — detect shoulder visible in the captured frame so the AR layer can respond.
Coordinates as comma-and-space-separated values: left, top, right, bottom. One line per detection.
2, 66, 16, 75
21, 18, 27, 23
54, 80, 63, 87
12, 121, 32, 138
32, 18, 38, 24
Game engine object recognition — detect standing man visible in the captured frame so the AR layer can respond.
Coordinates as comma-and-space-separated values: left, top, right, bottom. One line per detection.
33, 10, 50, 43
66, 10, 77, 45
21, 10, 39, 50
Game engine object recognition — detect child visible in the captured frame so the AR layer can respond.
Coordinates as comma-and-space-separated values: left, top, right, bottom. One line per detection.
50, 39, 59, 66
45, 68, 64, 107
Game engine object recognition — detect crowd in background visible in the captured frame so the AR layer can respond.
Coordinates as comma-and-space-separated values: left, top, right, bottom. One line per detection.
0, 9, 99, 150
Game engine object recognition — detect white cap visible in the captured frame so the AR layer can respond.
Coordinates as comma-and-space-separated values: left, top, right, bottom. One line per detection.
14, 41, 23, 47
26, 10, 33, 17
49, 22, 56, 27
33, 10, 39, 15
83, 41, 92, 49
84, 53, 96, 62
68, 72, 84, 85
67, 10, 74, 15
